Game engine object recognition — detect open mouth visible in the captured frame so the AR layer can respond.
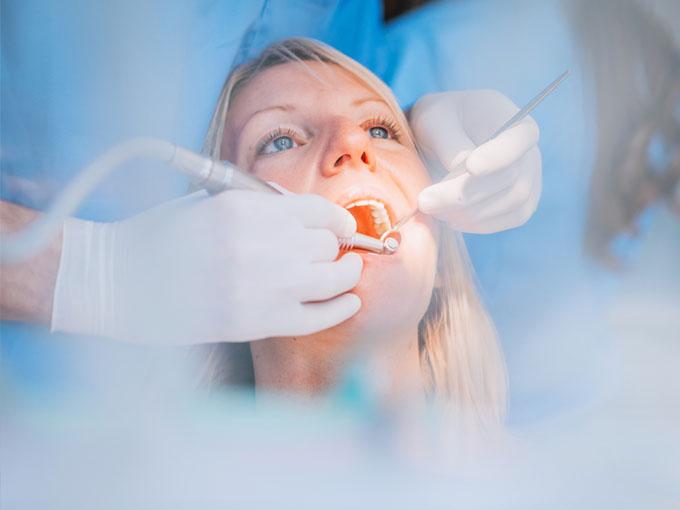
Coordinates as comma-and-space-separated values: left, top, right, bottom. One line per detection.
343, 198, 395, 239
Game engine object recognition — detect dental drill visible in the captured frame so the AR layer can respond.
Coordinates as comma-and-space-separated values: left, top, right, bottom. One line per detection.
0, 138, 394, 264
171, 147, 395, 254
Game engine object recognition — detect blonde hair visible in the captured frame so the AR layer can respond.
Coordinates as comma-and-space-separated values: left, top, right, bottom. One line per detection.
203, 38, 507, 429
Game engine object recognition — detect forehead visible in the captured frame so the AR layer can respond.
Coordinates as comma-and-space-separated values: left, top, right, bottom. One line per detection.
227, 61, 381, 127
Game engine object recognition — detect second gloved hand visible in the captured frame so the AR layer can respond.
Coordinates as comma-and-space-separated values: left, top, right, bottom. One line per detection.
410, 90, 542, 234
51, 190, 362, 344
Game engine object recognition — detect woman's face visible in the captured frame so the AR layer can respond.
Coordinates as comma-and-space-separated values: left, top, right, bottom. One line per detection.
223, 61, 438, 337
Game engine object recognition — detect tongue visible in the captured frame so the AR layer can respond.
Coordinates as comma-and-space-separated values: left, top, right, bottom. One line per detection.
346, 205, 388, 238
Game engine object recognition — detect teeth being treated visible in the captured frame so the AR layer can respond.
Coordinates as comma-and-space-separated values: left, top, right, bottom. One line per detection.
371, 208, 390, 224
344, 198, 393, 239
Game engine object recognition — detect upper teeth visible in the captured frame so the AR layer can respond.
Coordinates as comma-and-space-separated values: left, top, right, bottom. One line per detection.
371, 208, 389, 223
345, 199, 386, 209
345, 199, 392, 230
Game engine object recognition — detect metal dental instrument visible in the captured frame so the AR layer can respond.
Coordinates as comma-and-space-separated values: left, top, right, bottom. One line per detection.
381, 69, 571, 249
170, 148, 391, 254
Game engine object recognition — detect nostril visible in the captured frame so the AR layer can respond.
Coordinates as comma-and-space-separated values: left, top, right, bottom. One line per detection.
334, 154, 350, 167
361, 152, 369, 165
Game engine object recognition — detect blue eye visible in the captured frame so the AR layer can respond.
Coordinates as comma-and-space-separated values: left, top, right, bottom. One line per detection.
272, 136, 294, 151
369, 126, 389, 139
365, 116, 401, 141
259, 131, 299, 155
262, 135, 295, 154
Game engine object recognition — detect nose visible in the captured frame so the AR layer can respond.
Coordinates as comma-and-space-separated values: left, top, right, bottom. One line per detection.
321, 118, 377, 177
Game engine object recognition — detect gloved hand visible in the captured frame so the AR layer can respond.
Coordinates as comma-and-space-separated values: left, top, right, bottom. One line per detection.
409, 90, 542, 234
51, 190, 362, 344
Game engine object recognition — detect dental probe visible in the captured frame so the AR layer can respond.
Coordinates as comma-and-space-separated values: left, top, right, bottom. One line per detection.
381, 69, 571, 248
167, 146, 393, 254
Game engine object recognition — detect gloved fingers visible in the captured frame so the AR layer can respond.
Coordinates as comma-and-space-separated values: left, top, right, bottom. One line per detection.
419, 152, 527, 215
287, 194, 357, 238
419, 146, 540, 216
418, 172, 468, 216
463, 183, 541, 234
456, 89, 522, 142
466, 119, 539, 176
294, 293, 362, 335
296, 252, 363, 302
418, 125, 474, 173
409, 93, 475, 172
436, 158, 541, 233
463, 144, 540, 206
301, 228, 341, 262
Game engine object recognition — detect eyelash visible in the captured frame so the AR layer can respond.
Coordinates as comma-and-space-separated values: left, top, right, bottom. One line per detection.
364, 115, 403, 142
256, 127, 301, 155
255, 115, 403, 156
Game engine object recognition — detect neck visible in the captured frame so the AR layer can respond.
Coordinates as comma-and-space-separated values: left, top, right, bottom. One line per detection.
249, 325, 424, 404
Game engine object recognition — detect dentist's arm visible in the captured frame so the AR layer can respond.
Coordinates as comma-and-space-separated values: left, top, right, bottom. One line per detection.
409, 90, 541, 234
0, 200, 61, 324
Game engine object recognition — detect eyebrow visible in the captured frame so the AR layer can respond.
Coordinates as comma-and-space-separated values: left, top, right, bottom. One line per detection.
239, 104, 296, 141
353, 96, 389, 107
241, 96, 394, 139
248, 96, 387, 123
247, 103, 296, 121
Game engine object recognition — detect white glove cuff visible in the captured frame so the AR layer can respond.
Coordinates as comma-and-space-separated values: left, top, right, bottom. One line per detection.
51, 218, 116, 337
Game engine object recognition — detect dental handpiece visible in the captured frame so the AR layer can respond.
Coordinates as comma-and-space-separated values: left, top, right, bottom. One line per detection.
0, 138, 393, 264
381, 69, 571, 246
167, 146, 395, 254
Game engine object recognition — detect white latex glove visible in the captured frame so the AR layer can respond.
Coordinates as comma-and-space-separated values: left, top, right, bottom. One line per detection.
410, 90, 542, 234
51, 190, 362, 344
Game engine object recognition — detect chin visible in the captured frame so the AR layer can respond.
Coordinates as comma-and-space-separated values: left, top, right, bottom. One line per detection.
339, 220, 438, 337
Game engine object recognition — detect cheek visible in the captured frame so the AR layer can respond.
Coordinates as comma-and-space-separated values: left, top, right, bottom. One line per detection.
378, 151, 433, 206
408, 161, 434, 190
249, 154, 314, 194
